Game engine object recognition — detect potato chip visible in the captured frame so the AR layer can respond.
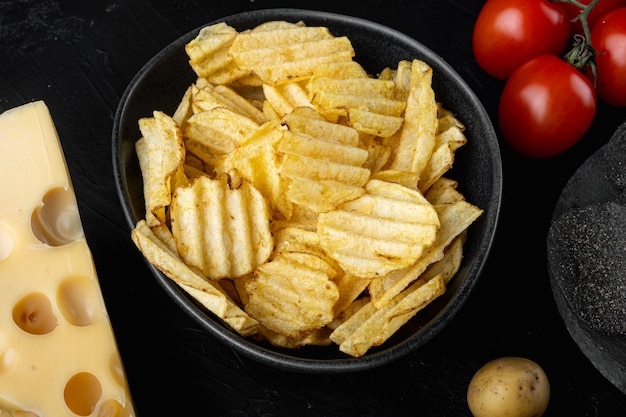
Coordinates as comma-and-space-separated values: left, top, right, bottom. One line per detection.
332, 273, 371, 317
417, 142, 454, 193
360, 135, 392, 173
386, 59, 413, 101
172, 85, 194, 129
272, 226, 324, 255
191, 82, 267, 125
387, 59, 438, 176
242, 251, 339, 338
136, 111, 185, 227
331, 274, 445, 357
185, 22, 249, 84
425, 177, 465, 205
169, 170, 273, 279
436, 121, 467, 152
262, 82, 313, 118
327, 295, 371, 331
277, 126, 371, 213
184, 106, 260, 167
310, 60, 368, 81
421, 232, 466, 285
230, 25, 355, 85
131, 220, 259, 336
317, 179, 440, 278
270, 203, 319, 233
308, 77, 406, 137
281, 108, 360, 146
215, 120, 293, 219
256, 325, 332, 349
371, 169, 420, 190
367, 200, 483, 308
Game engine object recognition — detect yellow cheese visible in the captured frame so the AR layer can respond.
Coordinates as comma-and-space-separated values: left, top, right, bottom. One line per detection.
0, 101, 135, 417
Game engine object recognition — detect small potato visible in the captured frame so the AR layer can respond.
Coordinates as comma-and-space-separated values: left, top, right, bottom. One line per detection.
467, 356, 550, 417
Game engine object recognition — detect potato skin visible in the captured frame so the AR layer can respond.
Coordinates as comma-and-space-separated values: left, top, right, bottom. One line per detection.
467, 356, 550, 417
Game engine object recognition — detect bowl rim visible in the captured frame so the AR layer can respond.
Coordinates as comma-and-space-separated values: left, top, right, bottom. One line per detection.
112, 8, 502, 373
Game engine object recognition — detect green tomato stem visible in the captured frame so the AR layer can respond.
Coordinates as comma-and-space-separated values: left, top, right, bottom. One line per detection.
552, 0, 601, 82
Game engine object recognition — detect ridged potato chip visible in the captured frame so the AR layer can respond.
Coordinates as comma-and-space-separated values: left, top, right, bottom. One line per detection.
136, 111, 185, 227
242, 251, 339, 338
186, 22, 249, 85
170, 169, 273, 279
367, 199, 483, 308
308, 77, 406, 137
230, 25, 355, 85
131, 220, 259, 336
317, 179, 440, 278
386, 59, 438, 176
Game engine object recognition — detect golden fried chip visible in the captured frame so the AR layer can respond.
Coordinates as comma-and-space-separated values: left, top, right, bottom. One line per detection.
371, 169, 420, 190
276, 127, 371, 213
327, 295, 371, 331
137, 111, 185, 227
387, 59, 413, 101
421, 232, 466, 285
184, 106, 259, 167
317, 179, 440, 278
424, 177, 465, 205
262, 82, 313, 118
257, 325, 332, 349
172, 85, 194, 129
185, 22, 249, 84
387, 59, 438, 175
331, 274, 445, 357
310, 60, 368, 81
131, 220, 258, 336
332, 273, 371, 317
368, 200, 483, 308
436, 122, 467, 152
281, 108, 360, 146
215, 120, 293, 219
417, 142, 454, 193
270, 203, 319, 233
308, 77, 406, 137
272, 226, 329, 261
230, 25, 355, 85
360, 135, 392, 173
170, 170, 273, 279
242, 251, 339, 338
191, 82, 267, 125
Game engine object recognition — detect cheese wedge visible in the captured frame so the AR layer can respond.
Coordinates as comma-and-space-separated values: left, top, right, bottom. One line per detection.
0, 101, 135, 417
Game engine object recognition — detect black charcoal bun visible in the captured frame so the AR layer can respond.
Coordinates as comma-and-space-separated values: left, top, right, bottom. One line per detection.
548, 120, 626, 394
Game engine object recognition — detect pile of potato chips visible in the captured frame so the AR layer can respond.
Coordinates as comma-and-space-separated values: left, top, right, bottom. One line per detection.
130, 20, 483, 357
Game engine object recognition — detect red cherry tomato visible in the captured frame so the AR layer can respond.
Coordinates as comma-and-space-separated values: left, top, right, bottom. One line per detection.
472, 0, 570, 80
498, 55, 597, 158
561, 0, 626, 36
591, 7, 626, 106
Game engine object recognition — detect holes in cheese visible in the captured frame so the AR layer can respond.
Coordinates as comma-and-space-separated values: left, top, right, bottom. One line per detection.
57, 275, 103, 327
12, 292, 58, 335
31, 187, 84, 246
64, 371, 102, 416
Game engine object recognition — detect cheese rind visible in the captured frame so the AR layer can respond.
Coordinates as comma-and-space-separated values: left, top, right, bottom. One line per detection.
0, 101, 135, 417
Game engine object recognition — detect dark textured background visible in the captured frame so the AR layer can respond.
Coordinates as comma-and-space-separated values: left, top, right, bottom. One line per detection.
1, 0, 626, 415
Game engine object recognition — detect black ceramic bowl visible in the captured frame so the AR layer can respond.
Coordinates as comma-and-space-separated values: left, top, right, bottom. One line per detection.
112, 9, 502, 373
